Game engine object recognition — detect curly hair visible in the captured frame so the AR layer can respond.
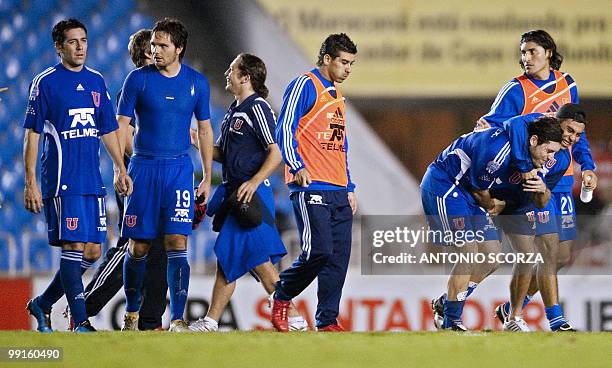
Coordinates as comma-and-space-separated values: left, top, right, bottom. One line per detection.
528, 116, 563, 144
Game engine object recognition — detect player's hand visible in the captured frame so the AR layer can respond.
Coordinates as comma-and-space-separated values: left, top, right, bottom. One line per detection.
294, 168, 312, 188
348, 191, 358, 215
474, 118, 490, 131
522, 176, 546, 193
114, 172, 133, 197
582, 170, 598, 190
196, 179, 211, 204
487, 198, 505, 216
521, 169, 539, 180
237, 178, 261, 203
24, 183, 43, 214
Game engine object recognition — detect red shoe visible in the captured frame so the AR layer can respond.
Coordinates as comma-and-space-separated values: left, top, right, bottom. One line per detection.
317, 323, 345, 332
269, 292, 290, 333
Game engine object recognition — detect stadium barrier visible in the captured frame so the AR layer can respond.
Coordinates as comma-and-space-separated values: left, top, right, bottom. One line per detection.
5, 274, 610, 331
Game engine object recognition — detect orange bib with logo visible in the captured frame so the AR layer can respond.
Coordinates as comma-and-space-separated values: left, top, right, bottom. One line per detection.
284, 72, 348, 186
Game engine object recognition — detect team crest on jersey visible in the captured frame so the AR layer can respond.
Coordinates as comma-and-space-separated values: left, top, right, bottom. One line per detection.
486, 161, 501, 174
91, 91, 100, 107
233, 119, 244, 130
66, 218, 79, 230
452, 217, 465, 230
125, 215, 137, 228
509, 171, 522, 184
545, 158, 556, 169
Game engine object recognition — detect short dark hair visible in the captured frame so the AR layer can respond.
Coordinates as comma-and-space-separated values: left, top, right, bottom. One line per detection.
128, 29, 152, 68
52, 18, 87, 45
528, 116, 563, 144
152, 18, 188, 60
555, 103, 587, 125
519, 30, 563, 70
236, 53, 269, 99
316, 33, 357, 67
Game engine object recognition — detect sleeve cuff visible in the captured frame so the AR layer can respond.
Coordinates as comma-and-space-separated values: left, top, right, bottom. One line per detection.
289, 165, 304, 175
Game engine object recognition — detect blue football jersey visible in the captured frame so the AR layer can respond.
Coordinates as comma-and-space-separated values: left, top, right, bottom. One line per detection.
421, 128, 512, 197
117, 64, 210, 158
217, 93, 277, 187
503, 114, 571, 191
23, 63, 118, 199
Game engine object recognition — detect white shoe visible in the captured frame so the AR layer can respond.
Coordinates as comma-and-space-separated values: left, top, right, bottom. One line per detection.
189, 317, 218, 332
288, 316, 308, 331
169, 319, 191, 332
503, 317, 530, 332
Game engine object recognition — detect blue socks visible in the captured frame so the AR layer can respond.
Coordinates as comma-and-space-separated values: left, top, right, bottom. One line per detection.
123, 251, 147, 313
59, 250, 87, 325
466, 282, 478, 299
443, 300, 465, 328
545, 304, 566, 331
502, 295, 532, 315
38, 255, 96, 312
167, 250, 190, 321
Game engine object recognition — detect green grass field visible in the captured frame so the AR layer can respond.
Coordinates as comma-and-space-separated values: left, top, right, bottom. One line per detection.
1, 331, 611, 368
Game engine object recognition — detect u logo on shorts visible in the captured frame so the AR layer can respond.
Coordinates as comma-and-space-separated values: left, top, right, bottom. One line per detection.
66, 218, 79, 231
125, 215, 137, 228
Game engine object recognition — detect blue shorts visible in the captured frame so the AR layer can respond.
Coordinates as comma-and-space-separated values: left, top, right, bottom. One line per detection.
535, 198, 558, 236
421, 186, 500, 245
211, 180, 287, 283
122, 155, 194, 239
43, 195, 107, 246
496, 202, 537, 236
551, 191, 577, 241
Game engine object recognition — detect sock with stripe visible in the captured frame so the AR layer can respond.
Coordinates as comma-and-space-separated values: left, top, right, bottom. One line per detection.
38, 257, 96, 310
545, 304, 566, 331
442, 300, 465, 328
123, 251, 147, 313
502, 295, 532, 316
465, 282, 478, 299
59, 250, 87, 325
167, 250, 190, 321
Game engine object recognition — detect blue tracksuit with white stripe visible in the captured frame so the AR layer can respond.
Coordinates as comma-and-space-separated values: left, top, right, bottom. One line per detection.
421, 128, 513, 241
274, 69, 354, 328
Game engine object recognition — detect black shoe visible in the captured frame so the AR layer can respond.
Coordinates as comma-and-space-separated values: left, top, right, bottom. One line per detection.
553, 322, 577, 332
444, 322, 468, 332
495, 303, 508, 325
73, 319, 97, 333
431, 294, 445, 330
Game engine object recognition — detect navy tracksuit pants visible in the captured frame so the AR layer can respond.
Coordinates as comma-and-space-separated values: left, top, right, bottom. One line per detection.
275, 189, 353, 327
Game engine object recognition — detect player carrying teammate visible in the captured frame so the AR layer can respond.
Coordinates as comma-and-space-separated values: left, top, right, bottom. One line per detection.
424, 118, 563, 331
